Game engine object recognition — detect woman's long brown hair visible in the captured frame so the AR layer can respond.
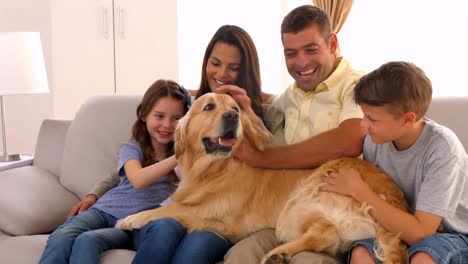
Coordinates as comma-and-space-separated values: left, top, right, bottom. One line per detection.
196, 25, 264, 121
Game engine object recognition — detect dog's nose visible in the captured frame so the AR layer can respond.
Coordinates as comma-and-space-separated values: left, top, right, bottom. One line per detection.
223, 111, 239, 120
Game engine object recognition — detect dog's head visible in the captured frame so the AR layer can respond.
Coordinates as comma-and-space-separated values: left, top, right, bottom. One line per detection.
175, 93, 271, 159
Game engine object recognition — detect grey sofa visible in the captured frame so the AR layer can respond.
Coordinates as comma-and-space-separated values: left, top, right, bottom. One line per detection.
0, 95, 467, 264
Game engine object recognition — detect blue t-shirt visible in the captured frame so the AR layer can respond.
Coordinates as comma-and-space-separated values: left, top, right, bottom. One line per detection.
92, 141, 176, 219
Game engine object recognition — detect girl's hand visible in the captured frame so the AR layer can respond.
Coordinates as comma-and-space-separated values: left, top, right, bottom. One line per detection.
320, 167, 366, 198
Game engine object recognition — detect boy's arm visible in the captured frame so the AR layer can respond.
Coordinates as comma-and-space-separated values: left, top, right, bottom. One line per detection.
322, 168, 442, 245
357, 186, 442, 245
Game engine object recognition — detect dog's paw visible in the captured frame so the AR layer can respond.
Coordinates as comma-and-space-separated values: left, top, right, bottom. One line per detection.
115, 218, 133, 230
261, 252, 290, 264
115, 215, 147, 230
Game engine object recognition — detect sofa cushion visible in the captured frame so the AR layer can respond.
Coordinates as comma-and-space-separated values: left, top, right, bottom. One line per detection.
426, 97, 468, 150
60, 95, 141, 199
101, 249, 135, 263
0, 167, 78, 235
0, 235, 48, 264
0, 234, 135, 264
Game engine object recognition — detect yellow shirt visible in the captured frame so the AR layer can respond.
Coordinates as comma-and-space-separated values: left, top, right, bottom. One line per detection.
272, 58, 364, 144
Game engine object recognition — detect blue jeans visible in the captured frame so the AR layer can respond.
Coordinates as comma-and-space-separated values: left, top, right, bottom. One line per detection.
349, 232, 468, 263
132, 217, 233, 264
39, 208, 130, 264
408, 232, 468, 263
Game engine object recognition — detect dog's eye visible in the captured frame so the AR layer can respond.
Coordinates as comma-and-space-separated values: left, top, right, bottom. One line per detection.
233, 106, 239, 113
203, 103, 215, 111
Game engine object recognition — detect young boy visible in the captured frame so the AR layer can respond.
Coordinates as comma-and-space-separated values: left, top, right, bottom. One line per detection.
321, 61, 468, 263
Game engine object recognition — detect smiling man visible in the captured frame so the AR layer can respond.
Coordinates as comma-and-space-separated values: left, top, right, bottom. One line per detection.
228, 4, 366, 170
222, 5, 367, 264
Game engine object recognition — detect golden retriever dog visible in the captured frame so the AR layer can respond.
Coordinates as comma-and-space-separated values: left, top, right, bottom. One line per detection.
116, 93, 409, 263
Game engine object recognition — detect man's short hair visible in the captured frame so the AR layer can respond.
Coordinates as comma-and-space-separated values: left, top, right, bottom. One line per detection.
281, 5, 331, 42
354, 61, 432, 120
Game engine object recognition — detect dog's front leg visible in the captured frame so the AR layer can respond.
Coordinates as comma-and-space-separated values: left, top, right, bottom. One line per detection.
115, 204, 185, 231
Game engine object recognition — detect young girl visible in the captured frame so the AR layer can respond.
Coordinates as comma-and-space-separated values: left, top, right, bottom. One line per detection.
39, 79, 191, 264
65, 25, 275, 264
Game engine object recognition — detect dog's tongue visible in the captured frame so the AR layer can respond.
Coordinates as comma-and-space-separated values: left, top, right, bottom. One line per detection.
219, 138, 237, 147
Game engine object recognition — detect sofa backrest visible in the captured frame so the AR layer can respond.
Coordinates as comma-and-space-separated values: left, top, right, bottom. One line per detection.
426, 97, 468, 151
60, 95, 142, 199
57, 95, 466, 198
34, 119, 71, 176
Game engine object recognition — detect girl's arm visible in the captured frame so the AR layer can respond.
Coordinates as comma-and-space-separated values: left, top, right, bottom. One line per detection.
322, 168, 442, 245
124, 155, 177, 190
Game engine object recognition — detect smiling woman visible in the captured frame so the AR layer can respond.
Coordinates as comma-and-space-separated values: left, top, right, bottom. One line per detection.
205, 42, 241, 93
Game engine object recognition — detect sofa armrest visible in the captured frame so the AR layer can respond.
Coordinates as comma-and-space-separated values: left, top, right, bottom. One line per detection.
34, 119, 71, 176
0, 166, 79, 236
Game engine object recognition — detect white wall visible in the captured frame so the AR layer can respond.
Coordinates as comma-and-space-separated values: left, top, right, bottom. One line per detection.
177, 0, 285, 94
1, 1, 466, 155
466, 16, 468, 95
0, 0, 53, 155
179, 1, 468, 96
339, 0, 468, 97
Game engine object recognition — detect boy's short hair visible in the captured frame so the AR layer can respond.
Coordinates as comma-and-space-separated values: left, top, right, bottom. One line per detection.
354, 61, 432, 120
281, 5, 331, 43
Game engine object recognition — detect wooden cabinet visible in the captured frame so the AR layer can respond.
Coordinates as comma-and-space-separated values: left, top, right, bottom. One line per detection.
51, 0, 178, 119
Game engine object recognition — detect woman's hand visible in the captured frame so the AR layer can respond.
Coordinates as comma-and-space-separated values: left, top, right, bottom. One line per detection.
67, 194, 98, 218
215, 85, 255, 117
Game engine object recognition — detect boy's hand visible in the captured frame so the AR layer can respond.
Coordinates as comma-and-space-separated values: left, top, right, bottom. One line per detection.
320, 167, 366, 198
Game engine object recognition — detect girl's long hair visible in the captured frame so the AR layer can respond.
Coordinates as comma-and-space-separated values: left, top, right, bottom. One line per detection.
132, 79, 191, 167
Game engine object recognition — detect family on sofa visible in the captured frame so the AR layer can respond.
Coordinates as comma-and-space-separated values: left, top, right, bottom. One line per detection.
1, 4, 467, 264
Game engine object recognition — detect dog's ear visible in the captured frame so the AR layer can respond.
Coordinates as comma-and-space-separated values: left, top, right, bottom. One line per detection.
175, 115, 188, 158
240, 112, 272, 151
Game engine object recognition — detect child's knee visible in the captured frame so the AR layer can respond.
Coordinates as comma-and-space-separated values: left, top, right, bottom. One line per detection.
410, 251, 435, 264
48, 226, 78, 242
143, 217, 186, 235
73, 232, 95, 246
350, 245, 374, 264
